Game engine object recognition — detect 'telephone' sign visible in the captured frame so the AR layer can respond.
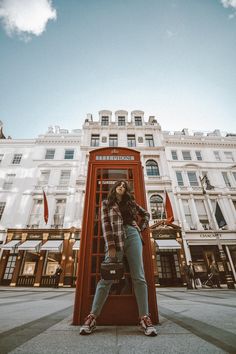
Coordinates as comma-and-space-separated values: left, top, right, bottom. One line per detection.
96, 156, 135, 161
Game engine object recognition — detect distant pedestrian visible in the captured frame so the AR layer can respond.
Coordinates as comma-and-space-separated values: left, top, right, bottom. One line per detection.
210, 261, 221, 288
182, 261, 191, 289
188, 261, 197, 289
53, 264, 62, 288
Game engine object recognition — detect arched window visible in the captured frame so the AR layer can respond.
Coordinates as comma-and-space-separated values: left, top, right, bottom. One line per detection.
146, 160, 160, 176
150, 194, 166, 220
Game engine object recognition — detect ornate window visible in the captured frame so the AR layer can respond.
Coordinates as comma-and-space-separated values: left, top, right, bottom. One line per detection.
150, 195, 165, 220
146, 160, 159, 176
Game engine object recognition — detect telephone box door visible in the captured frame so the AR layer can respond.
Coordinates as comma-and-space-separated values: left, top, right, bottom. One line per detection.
73, 147, 158, 325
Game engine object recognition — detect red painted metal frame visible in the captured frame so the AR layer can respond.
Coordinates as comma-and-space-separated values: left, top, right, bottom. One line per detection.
73, 147, 158, 325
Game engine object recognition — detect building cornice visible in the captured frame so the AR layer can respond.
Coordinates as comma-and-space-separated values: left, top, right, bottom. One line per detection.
164, 137, 236, 148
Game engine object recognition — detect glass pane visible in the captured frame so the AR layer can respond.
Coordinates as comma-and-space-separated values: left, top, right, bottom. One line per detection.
91, 256, 97, 273
102, 169, 128, 180
90, 276, 96, 295
92, 238, 98, 253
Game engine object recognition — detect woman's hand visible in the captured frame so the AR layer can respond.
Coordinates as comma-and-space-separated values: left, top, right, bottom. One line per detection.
108, 246, 116, 259
132, 221, 141, 232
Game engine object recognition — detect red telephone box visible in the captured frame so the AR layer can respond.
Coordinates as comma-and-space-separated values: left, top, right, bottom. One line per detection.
73, 147, 158, 325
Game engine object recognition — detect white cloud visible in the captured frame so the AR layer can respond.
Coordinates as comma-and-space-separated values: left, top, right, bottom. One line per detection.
221, 0, 236, 8
0, 0, 56, 41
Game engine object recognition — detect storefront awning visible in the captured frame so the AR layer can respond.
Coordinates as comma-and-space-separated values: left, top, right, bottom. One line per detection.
41, 240, 63, 252
155, 239, 181, 250
72, 240, 80, 250
18, 240, 42, 251
1, 240, 21, 250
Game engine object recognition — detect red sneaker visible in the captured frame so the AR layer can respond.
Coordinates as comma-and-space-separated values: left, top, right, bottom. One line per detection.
140, 315, 157, 336
80, 314, 96, 335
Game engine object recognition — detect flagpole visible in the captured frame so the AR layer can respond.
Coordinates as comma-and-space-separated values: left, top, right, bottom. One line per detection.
199, 177, 235, 289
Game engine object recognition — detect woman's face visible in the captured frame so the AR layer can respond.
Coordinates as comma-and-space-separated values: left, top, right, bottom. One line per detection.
115, 181, 126, 197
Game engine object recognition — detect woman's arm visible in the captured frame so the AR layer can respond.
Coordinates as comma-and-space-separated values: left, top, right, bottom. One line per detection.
135, 203, 150, 231
101, 200, 116, 256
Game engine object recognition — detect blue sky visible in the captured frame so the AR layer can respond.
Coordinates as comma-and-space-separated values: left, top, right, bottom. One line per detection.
0, 0, 236, 138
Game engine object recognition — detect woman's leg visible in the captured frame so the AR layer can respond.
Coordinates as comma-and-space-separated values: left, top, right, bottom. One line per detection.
90, 250, 124, 317
124, 225, 149, 317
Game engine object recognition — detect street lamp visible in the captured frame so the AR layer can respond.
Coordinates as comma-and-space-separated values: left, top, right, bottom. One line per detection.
199, 175, 235, 289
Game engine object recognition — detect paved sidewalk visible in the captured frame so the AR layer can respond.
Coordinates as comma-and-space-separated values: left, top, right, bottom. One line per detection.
0, 286, 235, 354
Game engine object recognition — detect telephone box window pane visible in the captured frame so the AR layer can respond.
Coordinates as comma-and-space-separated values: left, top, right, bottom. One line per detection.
93, 222, 99, 236
91, 256, 97, 273
102, 169, 128, 180
92, 238, 98, 253
128, 169, 133, 179
90, 276, 96, 295
96, 193, 100, 205
99, 238, 105, 252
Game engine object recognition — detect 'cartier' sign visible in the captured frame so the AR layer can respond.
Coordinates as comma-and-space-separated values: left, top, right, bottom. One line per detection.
96, 156, 134, 161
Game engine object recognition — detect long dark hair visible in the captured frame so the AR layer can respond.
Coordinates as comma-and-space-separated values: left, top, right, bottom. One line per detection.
107, 180, 136, 211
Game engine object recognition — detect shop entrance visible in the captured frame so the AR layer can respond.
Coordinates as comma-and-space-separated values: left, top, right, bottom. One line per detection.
157, 252, 181, 286
73, 147, 158, 325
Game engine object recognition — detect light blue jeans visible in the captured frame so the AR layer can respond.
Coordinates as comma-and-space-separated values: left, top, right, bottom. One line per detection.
91, 225, 149, 317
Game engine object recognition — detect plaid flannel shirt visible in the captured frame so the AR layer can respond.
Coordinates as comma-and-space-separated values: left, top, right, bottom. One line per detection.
101, 199, 150, 251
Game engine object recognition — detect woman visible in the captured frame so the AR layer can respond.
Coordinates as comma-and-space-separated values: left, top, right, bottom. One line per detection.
80, 180, 157, 336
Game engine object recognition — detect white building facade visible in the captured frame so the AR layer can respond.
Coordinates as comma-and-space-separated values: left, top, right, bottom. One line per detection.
0, 112, 235, 287
164, 129, 236, 283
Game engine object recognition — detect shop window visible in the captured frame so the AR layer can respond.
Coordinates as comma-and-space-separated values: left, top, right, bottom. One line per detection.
3, 255, 16, 280
146, 160, 159, 176
44, 252, 61, 275
21, 252, 39, 275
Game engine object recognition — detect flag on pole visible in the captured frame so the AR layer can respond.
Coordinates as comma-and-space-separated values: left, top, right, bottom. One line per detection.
43, 190, 49, 224
165, 191, 174, 223
215, 201, 226, 228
